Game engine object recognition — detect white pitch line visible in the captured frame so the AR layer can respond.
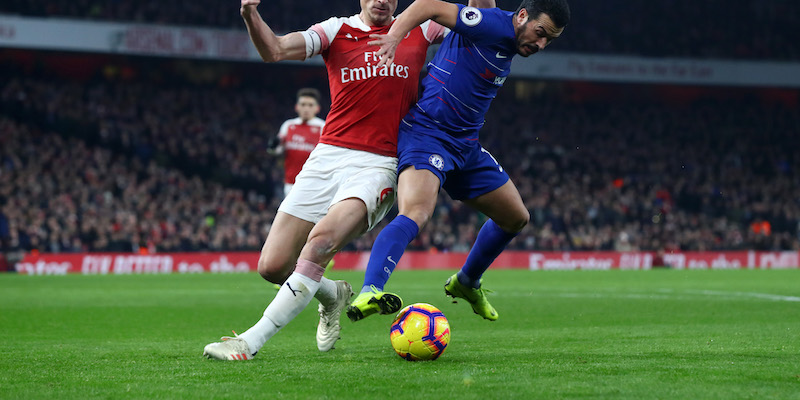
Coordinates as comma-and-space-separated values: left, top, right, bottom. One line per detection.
507, 289, 800, 302
554, 292, 675, 300
684, 289, 800, 302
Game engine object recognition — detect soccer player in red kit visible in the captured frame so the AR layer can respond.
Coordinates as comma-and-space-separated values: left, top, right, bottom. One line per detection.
268, 88, 326, 198
204, 0, 493, 361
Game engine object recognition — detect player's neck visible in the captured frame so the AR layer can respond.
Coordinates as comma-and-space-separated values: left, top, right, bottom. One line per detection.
358, 12, 394, 27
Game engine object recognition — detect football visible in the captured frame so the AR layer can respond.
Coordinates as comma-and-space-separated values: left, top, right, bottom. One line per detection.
389, 303, 450, 361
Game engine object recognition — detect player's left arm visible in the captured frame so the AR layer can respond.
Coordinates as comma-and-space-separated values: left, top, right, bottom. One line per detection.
369, 0, 459, 67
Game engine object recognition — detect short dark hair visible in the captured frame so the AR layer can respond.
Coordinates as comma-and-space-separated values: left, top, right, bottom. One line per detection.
296, 87, 321, 103
516, 0, 570, 28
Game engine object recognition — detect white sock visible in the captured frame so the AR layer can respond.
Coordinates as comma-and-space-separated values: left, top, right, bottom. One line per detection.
238, 260, 325, 354
314, 277, 338, 309
238, 314, 278, 355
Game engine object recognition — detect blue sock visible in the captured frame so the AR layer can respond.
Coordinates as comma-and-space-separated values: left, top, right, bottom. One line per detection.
457, 219, 518, 289
361, 215, 419, 292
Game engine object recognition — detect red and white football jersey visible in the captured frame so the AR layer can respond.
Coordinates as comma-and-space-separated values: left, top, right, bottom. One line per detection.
278, 116, 325, 184
309, 16, 445, 157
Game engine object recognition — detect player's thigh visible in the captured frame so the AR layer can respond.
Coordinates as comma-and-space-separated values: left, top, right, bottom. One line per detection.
260, 211, 314, 276
397, 167, 441, 226
463, 179, 529, 232
331, 155, 397, 231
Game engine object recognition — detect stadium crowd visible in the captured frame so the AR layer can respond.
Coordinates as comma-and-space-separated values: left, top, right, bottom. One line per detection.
2, 0, 798, 60
0, 115, 275, 254
1, 63, 798, 256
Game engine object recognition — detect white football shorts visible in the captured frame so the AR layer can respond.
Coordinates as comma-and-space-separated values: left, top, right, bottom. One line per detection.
278, 144, 397, 231
283, 183, 294, 199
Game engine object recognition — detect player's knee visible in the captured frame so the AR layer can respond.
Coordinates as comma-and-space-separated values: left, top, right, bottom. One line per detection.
402, 208, 432, 230
501, 208, 529, 233
257, 254, 291, 284
303, 234, 338, 264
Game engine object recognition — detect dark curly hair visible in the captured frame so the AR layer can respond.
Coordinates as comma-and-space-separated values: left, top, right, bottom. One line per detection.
516, 0, 571, 28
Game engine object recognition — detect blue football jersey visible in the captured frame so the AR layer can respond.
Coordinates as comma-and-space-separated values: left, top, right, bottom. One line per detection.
407, 5, 516, 143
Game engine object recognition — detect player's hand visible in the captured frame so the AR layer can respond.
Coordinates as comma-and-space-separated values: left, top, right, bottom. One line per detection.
368, 34, 401, 68
266, 136, 280, 150
241, 0, 260, 16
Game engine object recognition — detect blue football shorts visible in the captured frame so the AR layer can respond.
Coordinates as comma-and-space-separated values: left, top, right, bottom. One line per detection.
397, 121, 509, 201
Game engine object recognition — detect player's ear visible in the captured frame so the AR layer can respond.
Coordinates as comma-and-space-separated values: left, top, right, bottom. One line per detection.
516, 8, 529, 25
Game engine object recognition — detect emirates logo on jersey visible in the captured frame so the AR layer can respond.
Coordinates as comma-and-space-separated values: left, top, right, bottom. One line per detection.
340, 51, 410, 83
286, 136, 316, 152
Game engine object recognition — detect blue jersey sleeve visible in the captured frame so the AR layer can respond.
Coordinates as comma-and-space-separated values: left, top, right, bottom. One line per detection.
452, 4, 514, 46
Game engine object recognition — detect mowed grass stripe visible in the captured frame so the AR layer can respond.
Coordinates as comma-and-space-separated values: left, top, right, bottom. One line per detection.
0, 269, 798, 399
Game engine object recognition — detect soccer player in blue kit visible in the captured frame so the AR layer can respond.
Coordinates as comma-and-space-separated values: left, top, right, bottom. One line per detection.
346, 0, 570, 322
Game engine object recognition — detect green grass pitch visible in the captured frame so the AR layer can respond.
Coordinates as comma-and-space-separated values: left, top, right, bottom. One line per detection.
1, 269, 799, 399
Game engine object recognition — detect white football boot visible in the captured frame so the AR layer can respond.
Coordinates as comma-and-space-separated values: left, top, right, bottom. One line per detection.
316, 280, 354, 352
203, 333, 255, 361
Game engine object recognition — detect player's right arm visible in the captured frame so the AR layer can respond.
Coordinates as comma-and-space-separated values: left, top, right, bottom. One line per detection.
241, 0, 307, 62
369, 0, 459, 67
266, 134, 284, 155
268, 119, 290, 155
